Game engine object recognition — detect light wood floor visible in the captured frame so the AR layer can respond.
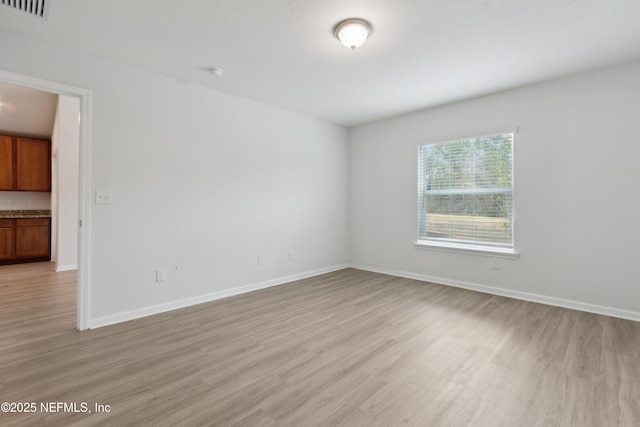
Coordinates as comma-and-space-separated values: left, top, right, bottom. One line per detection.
0, 264, 639, 426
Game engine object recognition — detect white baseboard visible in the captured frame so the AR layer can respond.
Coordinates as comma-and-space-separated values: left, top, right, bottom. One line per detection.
350, 264, 640, 323
55, 264, 78, 272
88, 264, 350, 329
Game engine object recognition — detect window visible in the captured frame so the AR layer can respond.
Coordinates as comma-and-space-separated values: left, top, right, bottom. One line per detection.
417, 132, 515, 254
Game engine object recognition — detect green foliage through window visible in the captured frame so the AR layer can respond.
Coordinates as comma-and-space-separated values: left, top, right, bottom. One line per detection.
417, 132, 514, 249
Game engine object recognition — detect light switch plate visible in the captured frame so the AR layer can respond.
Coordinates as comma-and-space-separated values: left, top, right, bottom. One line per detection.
96, 189, 113, 204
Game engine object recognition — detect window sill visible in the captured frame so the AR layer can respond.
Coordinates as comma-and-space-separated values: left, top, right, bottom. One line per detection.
414, 240, 519, 259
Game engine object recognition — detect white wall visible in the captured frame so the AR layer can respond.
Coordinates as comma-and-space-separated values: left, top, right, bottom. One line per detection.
0, 29, 349, 325
51, 95, 80, 271
350, 60, 640, 318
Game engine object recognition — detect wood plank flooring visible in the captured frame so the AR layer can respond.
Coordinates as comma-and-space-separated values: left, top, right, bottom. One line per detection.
0, 264, 639, 426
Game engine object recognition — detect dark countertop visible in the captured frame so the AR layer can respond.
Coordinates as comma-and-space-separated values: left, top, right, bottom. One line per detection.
0, 210, 52, 218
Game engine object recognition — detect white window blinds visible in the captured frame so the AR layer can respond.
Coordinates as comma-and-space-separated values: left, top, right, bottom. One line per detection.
417, 132, 514, 250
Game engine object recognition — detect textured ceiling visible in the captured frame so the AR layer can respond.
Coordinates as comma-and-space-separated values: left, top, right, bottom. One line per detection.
0, 82, 57, 138
1, 0, 639, 126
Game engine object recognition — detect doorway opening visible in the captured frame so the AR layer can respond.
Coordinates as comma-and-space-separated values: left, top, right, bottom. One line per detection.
0, 69, 92, 331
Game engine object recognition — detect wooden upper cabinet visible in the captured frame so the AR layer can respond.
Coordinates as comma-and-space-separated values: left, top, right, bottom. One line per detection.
16, 137, 51, 191
0, 135, 13, 191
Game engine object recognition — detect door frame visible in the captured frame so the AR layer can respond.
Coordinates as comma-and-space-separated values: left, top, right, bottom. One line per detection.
0, 69, 92, 331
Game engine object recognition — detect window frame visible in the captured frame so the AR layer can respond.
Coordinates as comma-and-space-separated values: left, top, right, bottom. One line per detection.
415, 130, 518, 258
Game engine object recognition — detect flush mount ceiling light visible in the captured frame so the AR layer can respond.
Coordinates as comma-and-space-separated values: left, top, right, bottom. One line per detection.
208, 67, 223, 77
334, 18, 372, 50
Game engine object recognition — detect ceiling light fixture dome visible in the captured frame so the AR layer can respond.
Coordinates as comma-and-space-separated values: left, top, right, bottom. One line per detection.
208, 67, 223, 77
334, 18, 372, 50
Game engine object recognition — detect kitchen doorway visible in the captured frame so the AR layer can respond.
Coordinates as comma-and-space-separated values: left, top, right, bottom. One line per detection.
0, 69, 91, 331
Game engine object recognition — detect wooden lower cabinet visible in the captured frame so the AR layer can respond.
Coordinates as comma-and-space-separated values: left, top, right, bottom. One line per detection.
0, 219, 15, 260
0, 218, 51, 264
16, 218, 51, 259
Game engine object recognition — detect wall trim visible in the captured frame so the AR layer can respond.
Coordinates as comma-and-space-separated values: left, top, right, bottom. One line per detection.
350, 264, 640, 323
88, 264, 350, 329
56, 264, 78, 272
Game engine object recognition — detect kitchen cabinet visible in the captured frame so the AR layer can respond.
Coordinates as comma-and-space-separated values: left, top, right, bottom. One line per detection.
0, 135, 51, 191
16, 137, 51, 191
0, 217, 51, 264
0, 135, 13, 190
16, 218, 51, 259
0, 219, 15, 260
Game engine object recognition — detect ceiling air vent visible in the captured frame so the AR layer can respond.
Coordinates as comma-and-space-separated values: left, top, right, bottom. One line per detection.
1, 0, 50, 19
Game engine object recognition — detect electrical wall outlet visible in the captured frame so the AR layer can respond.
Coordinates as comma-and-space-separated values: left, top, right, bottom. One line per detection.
156, 268, 166, 282
258, 255, 264, 266
492, 259, 500, 270
96, 189, 113, 204
289, 250, 295, 261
